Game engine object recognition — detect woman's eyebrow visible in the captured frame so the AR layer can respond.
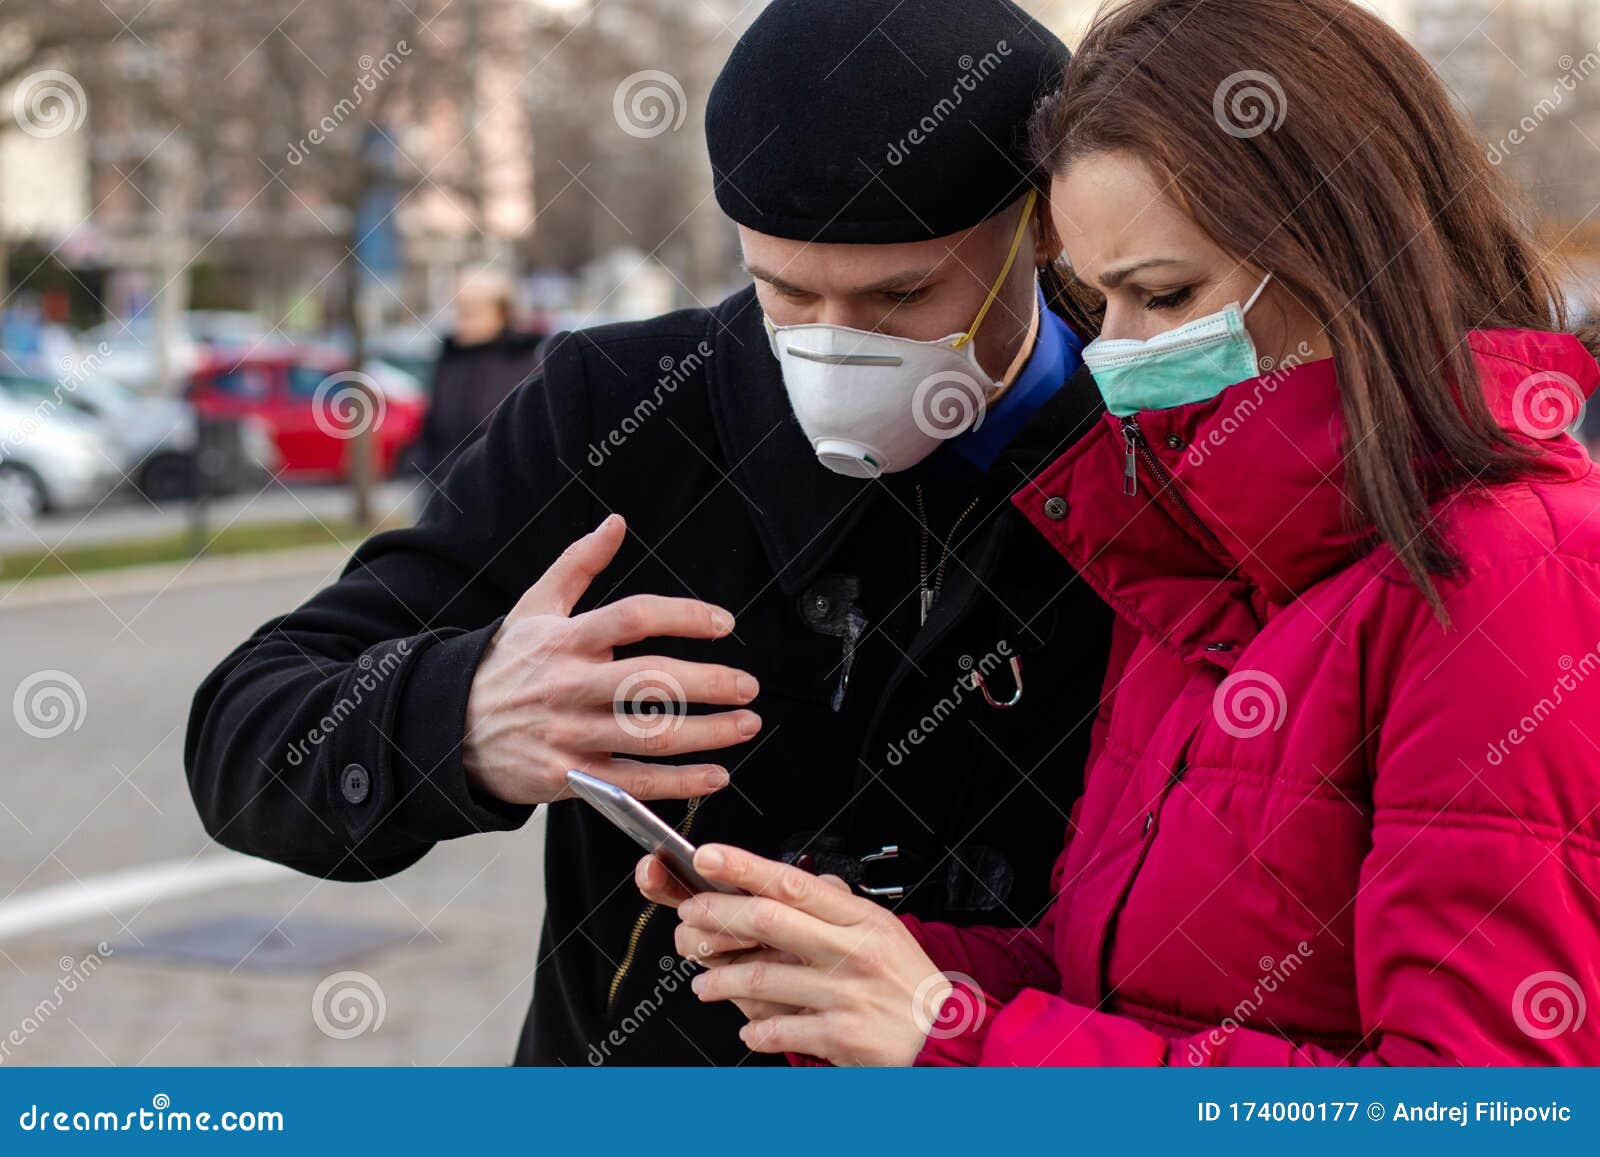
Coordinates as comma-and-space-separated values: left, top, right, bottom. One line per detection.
1099, 257, 1185, 289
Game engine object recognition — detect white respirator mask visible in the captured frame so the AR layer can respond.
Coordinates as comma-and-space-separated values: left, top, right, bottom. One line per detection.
764, 189, 1038, 478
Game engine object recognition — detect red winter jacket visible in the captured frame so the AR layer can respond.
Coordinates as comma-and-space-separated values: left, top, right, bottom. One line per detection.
909, 329, 1600, 1066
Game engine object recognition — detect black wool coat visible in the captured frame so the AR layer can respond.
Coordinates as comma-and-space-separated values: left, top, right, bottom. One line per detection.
184, 286, 1114, 1065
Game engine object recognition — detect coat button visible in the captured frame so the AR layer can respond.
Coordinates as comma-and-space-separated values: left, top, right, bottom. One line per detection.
1043, 496, 1068, 521
340, 763, 371, 805
1164, 434, 1186, 450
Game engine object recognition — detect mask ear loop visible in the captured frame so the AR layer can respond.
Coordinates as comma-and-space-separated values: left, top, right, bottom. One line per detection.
1241, 272, 1273, 316
953, 187, 1039, 350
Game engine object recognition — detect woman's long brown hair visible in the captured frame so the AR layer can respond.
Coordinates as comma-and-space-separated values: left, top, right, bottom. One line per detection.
1031, 0, 1600, 614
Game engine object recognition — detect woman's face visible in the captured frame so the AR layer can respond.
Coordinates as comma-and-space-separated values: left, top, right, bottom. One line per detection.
1050, 150, 1329, 366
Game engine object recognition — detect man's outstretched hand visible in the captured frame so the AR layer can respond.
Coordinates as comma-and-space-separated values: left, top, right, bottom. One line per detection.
463, 514, 761, 806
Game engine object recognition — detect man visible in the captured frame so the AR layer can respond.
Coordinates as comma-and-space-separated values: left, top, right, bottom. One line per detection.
185, 0, 1112, 1065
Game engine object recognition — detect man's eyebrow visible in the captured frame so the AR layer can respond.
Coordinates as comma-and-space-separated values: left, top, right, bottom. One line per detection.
743, 262, 943, 296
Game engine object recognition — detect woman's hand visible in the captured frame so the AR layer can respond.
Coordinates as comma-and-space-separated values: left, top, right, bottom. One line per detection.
636, 853, 802, 1020
673, 843, 951, 1066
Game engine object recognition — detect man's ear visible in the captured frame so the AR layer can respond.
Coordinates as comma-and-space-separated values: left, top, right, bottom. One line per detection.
1032, 190, 1063, 269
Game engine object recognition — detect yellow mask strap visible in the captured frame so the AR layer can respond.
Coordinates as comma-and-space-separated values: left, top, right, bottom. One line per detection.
953, 187, 1038, 351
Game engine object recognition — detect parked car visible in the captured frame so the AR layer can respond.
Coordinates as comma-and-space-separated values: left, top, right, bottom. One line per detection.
0, 394, 121, 523
0, 368, 280, 501
82, 311, 281, 393
185, 348, 424, 480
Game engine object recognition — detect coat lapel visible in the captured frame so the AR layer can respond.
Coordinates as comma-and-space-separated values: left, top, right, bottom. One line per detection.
705, 287, 883, 595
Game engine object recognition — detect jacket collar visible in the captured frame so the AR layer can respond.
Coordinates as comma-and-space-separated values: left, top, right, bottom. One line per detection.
1018, 328, 1600, 663
706, 288, 1110, 594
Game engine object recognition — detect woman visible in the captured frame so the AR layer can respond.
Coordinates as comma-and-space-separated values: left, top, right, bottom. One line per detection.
639, 0, 1600, 1065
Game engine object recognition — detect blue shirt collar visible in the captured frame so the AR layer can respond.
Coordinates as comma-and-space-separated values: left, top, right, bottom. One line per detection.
949, 285, 1084, 473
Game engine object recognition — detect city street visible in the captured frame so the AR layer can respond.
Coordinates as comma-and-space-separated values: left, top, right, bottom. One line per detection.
0, 551, 549, 1066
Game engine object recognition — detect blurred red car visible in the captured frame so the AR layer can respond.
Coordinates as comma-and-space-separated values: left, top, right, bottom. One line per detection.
187, 348, 426, 479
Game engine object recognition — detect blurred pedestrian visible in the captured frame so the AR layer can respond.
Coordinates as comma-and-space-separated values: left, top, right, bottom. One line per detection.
415, 267, 542, 477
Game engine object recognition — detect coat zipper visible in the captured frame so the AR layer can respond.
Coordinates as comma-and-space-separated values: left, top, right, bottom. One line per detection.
606, 795, 704, 1011
1119, 416, 1225, 553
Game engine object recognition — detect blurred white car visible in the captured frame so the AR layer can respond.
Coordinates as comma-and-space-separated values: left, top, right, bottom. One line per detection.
0, 394, 120, 522
0, 369, 279, 501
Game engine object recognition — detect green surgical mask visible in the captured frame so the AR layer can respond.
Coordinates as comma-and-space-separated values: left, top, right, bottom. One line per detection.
1083, 274, 1272, 417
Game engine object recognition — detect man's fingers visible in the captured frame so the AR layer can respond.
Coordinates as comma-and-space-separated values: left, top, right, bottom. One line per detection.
573, 594, 736, 649
517, 515, 627, 617
693, 960, 839, 1011
604, 711, 761, 759
575, 757, 730, 802
581, 656, 759, 709
690, 845, 865, 925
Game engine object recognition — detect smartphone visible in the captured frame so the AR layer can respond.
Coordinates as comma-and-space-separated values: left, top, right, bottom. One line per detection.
565, 769, 743, 895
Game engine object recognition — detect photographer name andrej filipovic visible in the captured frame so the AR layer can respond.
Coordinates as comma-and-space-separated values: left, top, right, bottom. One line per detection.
1390, 1101, 1573, 1128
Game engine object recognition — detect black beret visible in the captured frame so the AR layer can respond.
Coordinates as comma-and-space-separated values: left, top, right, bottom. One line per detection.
706, 0, 1069, 244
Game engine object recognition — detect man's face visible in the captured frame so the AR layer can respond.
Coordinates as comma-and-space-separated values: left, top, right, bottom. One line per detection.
739, 193, 1042, 382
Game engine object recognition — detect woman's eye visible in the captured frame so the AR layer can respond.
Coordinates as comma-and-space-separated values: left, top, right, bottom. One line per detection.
1145, 287, 1194, 312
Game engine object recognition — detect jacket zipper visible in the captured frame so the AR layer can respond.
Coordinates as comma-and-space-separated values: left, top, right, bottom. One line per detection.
606, 795, 704, 1011
1119, 416, 1226, 553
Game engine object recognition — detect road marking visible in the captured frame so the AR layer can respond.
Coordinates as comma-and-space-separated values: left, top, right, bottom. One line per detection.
0, 854, 299, 943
